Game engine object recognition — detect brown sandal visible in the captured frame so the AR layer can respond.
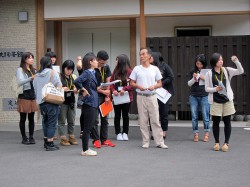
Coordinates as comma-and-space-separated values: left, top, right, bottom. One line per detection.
203, 133, 209, 142
193, 133, 199, 142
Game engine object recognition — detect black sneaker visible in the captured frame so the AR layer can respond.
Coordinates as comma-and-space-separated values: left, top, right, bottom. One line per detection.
22, 137, 30, 145
29, 137, 36, 144
44, 138, 47, 148
46, 142, 59, 151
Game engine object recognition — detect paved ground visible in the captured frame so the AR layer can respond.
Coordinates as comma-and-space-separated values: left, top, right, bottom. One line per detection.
0, 120, 250, 187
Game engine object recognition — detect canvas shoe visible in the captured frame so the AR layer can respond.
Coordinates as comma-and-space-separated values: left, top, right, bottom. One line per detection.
157, 142, 168, 149
221, 143, 229, 152
93, 140, 101, 148
116, 133, 123, 141
213, 143, 220, 151
81, 149, 97, 156
102, 140, 116, 147
142, 143, 149, 149
46, 142, 60, 151
122, 133, 129, 141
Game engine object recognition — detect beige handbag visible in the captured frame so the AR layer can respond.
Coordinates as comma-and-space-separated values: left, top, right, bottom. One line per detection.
42, 70, 64, 105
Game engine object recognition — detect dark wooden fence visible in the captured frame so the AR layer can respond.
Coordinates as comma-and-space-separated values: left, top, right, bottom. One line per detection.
141, 36, 249, 118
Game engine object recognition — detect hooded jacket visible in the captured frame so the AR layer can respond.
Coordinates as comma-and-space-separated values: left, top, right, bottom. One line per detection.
33, 68, 62, 105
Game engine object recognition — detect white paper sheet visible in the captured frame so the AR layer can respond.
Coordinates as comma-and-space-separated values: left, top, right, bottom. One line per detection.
112, 91, 130, 105
52, 65, 60, 74
101, 80, 121, 88
199, 69, 210, 85
155, 88, 172, 104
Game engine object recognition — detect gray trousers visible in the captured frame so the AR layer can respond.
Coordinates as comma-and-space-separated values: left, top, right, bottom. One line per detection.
58, 104, 76, 136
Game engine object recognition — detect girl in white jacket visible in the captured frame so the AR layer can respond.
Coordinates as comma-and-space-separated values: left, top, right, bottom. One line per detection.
205, 53, 244, 152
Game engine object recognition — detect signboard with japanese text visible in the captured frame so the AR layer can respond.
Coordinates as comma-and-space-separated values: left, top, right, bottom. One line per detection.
2, 98, 17, 111
0, 48, 25, 61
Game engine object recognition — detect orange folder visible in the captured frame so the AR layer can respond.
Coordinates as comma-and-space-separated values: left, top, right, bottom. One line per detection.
99, 99, 113, 117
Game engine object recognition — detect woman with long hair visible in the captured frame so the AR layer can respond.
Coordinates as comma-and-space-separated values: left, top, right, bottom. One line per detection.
188, 54, 210, 142
110, 54, 133, 141
16, 52, 38, 145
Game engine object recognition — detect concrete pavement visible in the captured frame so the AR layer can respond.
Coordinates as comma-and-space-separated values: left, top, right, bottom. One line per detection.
0, 119, 250, 187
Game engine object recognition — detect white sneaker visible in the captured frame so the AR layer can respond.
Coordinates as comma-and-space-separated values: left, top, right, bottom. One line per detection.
81, 149, 97, 156
122, 133, 129, 141
157, 143, 168, 149
117, 133, 123, 141
142, 143, 149, 149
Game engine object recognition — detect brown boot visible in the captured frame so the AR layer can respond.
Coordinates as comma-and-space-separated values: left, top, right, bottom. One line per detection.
69, 135, 78, 145
60, 136, 70, 146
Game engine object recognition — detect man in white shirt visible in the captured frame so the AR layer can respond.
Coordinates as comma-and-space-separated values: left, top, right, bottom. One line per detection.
130, 48, 168, 149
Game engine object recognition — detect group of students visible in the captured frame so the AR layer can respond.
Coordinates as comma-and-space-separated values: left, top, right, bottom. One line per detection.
188, 52, 244, 152
15, 47, 244, 156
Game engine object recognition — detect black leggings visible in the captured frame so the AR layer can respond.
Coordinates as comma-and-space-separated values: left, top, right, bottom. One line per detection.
212, 115, 231, 144
19, 112, 35, 138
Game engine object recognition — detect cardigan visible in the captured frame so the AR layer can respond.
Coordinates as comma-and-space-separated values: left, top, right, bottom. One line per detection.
16, 67, 33, 91
205, 61, 244, 104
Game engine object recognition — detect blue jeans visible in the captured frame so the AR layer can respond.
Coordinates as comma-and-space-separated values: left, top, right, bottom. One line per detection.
40, 102, 60, 138
189, 96, 210, 133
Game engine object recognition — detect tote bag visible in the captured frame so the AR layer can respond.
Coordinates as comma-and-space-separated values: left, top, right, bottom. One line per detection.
42, 70, 64, 105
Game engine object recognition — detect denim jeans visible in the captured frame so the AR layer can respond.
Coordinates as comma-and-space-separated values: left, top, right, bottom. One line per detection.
40, 102, 60, 138
189, 95, 210, 133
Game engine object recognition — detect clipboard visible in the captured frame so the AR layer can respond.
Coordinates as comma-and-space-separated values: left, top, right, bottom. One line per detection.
99, 99, 113, 117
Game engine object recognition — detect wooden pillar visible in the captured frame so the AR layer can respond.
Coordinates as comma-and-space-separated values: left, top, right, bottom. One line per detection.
140, 0, 146, 48
36, 0, 45, 69
54, 21, 63, 66
130, 18, 136, 67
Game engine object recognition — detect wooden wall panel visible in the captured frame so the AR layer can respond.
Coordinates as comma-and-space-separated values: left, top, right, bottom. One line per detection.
146, 36, 250, 114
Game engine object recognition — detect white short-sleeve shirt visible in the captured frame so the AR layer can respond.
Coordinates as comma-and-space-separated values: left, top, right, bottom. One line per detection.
129, 64, 162, 94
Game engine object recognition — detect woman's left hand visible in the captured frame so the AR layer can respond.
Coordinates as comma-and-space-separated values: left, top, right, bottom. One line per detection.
231, 56, 238, 63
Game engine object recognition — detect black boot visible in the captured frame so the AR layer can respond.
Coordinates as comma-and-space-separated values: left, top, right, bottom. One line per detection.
46, 141, 59, 151
22, 136, 30, 145
29, 137, 36, 144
